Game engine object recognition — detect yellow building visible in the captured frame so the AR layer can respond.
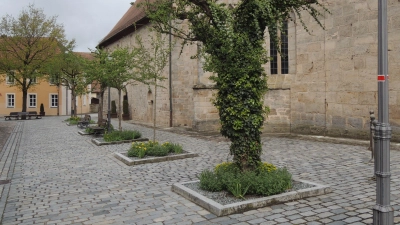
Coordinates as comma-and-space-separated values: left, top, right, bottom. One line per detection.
0, 75, 92, 117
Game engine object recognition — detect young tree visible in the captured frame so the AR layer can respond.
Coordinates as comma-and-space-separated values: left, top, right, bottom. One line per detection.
134, 32, 171, 141
0, 4, 70, 113
58, 44, 90, 117
107, 48, 136, 131
85, 48, 111, 125
142, 0, 327, 171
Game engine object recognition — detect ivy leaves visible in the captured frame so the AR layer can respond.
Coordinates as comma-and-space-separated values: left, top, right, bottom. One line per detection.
143, 0, 326, 171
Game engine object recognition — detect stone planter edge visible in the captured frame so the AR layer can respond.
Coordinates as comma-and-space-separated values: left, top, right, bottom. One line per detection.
171, 179, 332, 216
114, 151, 199, 166
92, 138, 149, 146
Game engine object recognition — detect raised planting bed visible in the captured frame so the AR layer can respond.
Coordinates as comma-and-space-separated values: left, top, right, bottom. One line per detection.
114, 151, 198, 166
92, 137, 149, 146
78, 130, 91, 135
172, 179, 331, 216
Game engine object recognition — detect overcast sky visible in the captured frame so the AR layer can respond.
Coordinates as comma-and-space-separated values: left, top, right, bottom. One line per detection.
0, 0, 132, 52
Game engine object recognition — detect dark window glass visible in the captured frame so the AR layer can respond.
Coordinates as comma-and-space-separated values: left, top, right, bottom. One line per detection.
270, 41, 278, 75
281, 22, 289, 74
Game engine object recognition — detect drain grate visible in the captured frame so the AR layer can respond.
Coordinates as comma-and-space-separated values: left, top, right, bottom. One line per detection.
0, 180, 10, 185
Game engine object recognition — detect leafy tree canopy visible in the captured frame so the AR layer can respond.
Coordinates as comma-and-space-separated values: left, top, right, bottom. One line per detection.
141, 0, 327, 171
0, 4, 72, 112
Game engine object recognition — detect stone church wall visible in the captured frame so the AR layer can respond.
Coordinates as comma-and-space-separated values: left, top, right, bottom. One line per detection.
103, 0, 400, 141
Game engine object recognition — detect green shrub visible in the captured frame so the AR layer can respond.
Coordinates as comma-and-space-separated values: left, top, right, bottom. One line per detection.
227, 182, 249, 199
85, 127, 93, 133
214, 162, 238, 173
104, 131, 122, 142
127, 148, 139, 157
129, 142, 150, 158
162, 142, 183, 153
103, 130, 142, 142
65, 116, 80, 122
147, 145, 169, 156
250, 168, 292, 196
256, 162, 277, 174
127, 141, 183, 158
121, 130, 141, 140
40, 103, 45, 113
68, 120, 78, 125
198, 162, 292, 198
198, 170, 224, 192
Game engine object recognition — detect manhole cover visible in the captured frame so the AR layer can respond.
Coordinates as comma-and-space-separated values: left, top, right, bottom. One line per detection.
0, 180, 10, 185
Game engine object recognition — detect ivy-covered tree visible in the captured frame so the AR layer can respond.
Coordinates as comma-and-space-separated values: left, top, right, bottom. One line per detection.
142, 0, 327, 171
0, 4, 70, 113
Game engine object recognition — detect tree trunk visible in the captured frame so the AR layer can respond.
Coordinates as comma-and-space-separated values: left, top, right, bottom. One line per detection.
153, 80, 157, 142
98, 91, 104, 125
22, 88, 27, 112
71, 89, 77, 117
118, 89, 122, 131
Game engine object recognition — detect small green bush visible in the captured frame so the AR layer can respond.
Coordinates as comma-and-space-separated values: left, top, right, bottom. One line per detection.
250, 168, 292, 196
127, 148, 139, 157
227, 182, 249, 199
199, 170, 224, 192
128, 141, 183, 158
103, 130, 142, 142
198, 162, 292, 198
85, 127, 93, 133
40, 103, 45, 113
68, 120, 78, 125
147, 145, 169, 156
65, 116, 80, 122
162, 142, 183, 153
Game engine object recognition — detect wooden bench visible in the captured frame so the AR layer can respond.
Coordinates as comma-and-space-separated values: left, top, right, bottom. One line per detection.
5, 112, 19, 120
28, 111, 42, 119
5, 111, 42, 120
77, 114, 91, 128
88, 119, 109, 135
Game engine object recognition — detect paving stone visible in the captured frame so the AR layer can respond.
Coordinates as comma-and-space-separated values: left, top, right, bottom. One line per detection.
343, 217, 362, 223
0, 117, 399, 224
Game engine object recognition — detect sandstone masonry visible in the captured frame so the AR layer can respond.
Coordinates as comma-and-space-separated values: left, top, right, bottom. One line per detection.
100, 0, 400, 141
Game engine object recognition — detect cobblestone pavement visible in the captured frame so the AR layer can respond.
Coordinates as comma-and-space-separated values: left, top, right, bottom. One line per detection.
1, 115, 400, 225
0, 121, 16, 148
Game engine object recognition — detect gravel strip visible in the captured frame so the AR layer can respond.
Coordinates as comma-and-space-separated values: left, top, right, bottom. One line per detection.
121, 151, 190, 159
183, 180, 314, 205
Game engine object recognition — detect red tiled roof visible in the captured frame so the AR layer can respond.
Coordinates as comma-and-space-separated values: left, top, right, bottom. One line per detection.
98, 0, 148, 48
74, 52, 94, 60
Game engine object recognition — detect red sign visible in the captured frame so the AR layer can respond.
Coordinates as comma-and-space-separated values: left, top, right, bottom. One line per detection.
378, 75, 388, 82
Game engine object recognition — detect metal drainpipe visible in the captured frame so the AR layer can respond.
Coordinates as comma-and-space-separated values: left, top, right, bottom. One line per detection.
169, 16, 173, 127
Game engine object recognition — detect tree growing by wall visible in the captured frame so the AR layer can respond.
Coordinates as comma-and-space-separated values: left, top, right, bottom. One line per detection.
142, 0, 327, 171
106, 47, 137, 131
134, 31, 171, 141
0, 4, 70, 113
85, 47, 112, 125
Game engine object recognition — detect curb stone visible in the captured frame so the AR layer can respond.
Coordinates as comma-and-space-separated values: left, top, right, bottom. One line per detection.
172, 179, 332, 216
91, 137, 149, 146
114, 151, 199, 166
